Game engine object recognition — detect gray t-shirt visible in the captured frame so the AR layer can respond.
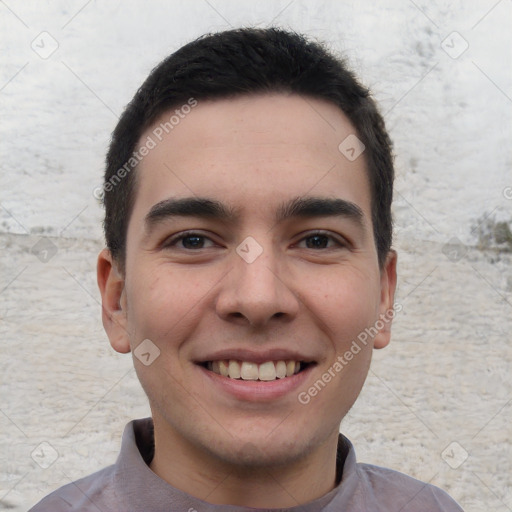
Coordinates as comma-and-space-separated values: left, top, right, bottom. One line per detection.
29, 418, 464, 511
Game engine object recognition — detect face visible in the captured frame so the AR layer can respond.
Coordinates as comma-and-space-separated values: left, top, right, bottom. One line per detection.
98, 94, 396, 469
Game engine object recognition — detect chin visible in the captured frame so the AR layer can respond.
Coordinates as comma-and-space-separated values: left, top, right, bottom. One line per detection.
212, 437, 307, 468
202, 421, 330, 469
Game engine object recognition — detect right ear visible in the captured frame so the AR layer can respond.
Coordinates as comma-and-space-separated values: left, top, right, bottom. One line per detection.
97, 248, 131, 354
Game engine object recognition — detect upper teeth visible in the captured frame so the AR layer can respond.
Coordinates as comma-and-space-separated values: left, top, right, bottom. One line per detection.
208, 360, 301, 381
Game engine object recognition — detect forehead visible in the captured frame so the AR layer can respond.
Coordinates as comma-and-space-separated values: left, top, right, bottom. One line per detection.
131, 94, 371, 224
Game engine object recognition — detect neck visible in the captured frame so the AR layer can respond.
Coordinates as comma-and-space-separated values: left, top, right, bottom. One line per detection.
148, 416, 339, 508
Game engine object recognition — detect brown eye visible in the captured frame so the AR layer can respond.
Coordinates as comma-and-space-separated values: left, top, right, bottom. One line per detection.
296, 231, 345, 250
181, 235, 206, 249
305, 234, 330, 249
163, 232, 216, 250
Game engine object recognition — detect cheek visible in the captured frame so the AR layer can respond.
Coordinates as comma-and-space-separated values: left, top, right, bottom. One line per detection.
125, 261, 229, 355
125, 264, 203, 344
125, 266, 203, 405
307, 266, 381, 344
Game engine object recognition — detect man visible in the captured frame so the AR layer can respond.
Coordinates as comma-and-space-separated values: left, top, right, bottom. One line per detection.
30, 28, 464, 511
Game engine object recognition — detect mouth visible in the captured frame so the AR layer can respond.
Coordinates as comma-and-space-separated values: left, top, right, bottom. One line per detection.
199, 359, 315, 382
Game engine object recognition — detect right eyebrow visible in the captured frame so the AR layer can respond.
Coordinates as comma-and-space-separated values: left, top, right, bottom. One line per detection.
144, 197, 239, 234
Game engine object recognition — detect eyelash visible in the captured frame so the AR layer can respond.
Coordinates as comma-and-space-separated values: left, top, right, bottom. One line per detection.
163, 230, 347, 250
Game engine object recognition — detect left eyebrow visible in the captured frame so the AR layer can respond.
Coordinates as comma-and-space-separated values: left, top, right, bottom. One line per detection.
276, 196, 365, 228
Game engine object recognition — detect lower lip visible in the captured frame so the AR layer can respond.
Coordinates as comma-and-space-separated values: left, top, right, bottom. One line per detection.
198, 364, 314, 402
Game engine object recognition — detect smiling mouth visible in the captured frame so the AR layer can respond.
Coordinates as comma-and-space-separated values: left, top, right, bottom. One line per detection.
200, 360, 314, 381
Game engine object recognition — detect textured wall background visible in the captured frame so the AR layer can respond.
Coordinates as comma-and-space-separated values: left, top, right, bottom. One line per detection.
1, 1, 511, 511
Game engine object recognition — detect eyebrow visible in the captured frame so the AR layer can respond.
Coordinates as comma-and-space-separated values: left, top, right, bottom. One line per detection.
275, 196, 364, 226
144, 196, 365, 232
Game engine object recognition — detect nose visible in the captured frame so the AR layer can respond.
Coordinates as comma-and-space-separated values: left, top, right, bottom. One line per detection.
215, 240, 300, 328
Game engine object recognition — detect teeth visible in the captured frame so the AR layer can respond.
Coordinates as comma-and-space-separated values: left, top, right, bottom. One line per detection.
219, 360, 229, 377
228, 360, 241, 379
258, 361, 277, 381
208, 359, 306, 381
240, 362, 259, 380
276, 361, 287, 379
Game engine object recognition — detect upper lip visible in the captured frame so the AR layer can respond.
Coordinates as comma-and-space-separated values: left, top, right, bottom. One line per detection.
195, 348, 316, 365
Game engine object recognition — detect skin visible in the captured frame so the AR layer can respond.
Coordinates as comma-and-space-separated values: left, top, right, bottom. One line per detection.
97, 93, 397, 507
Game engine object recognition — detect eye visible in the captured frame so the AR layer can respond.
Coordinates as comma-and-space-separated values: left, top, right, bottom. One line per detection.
163, 231, 216, 250
296, 231, 345, 250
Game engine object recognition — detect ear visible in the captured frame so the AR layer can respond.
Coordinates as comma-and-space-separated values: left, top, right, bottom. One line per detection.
373, 250, 398, 349
97, 248, 131, 354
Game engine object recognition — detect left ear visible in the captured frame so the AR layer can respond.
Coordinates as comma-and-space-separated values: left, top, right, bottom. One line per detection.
373, 250, 398, 349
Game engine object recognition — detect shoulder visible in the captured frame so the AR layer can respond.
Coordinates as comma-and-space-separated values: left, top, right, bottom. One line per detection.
355, 462, 464, 511
28, 465, 117, 512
